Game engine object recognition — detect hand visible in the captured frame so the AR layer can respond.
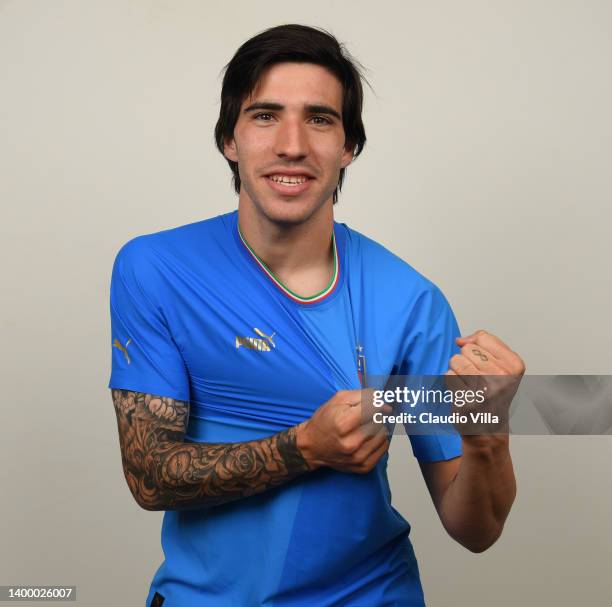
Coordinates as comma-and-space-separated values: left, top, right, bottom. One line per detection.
445, 330, 526, 437
296, 390, 391, 474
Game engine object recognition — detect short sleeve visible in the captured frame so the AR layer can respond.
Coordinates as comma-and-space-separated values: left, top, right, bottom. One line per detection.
402, 284, 463, 462
107, 238, 190, 401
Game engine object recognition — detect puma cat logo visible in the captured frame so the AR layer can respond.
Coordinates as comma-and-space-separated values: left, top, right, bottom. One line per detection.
113, 338, 132, 364
254, 328, 276, 348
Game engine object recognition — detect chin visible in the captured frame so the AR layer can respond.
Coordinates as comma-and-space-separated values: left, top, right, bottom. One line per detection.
248, 187, 331, 226
240, 173, 335, 225
267, 200, 333, 227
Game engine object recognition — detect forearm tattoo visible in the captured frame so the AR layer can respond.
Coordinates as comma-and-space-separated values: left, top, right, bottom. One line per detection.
111, 390, 310, 511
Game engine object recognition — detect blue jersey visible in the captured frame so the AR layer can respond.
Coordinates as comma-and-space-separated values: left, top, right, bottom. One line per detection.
108, 210, 462, 607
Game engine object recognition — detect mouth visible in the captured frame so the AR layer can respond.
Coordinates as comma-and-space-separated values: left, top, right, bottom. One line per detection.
264, 173, 315, 196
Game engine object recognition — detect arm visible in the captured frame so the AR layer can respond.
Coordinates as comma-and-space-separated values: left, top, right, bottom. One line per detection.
419, 435, 516, 553
111, 389, 310, 511
111, 388, 390, 511
419, 329, 523, 553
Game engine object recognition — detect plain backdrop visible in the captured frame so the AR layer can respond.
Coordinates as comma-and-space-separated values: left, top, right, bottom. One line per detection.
1, 1, 611, 605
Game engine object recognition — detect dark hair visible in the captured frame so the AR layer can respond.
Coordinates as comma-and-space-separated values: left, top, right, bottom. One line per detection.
214, 24, 368, 204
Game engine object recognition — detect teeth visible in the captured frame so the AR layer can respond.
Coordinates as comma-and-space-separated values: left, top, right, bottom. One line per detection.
268, 175, 308, 185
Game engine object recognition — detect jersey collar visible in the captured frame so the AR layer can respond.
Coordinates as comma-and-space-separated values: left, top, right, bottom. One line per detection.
237, 223, 340, 305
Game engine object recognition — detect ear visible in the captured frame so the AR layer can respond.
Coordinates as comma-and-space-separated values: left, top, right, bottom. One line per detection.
340, 141, 356, 169
224, 136, 238, 162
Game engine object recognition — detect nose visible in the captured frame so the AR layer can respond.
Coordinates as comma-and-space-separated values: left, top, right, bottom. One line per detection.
273, 117, 309, 161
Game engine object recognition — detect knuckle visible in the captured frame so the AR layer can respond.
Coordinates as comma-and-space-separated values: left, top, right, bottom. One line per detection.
341, 437, 360, 455
355, 454, 370, 466
336, 415, 354, 436
353, 452, 367, 466
334, 390, 348, 400
450, 354, 464, 368
365, 459, 378, 473
337, 390, 360, 405
511, 355, 526, 374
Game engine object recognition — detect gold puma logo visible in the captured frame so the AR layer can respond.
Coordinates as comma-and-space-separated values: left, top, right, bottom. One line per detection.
235, 328, 277, 352
113, 338, 132, 364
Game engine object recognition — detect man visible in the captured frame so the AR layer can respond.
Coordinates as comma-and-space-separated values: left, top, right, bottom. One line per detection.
109, 24, 524, 607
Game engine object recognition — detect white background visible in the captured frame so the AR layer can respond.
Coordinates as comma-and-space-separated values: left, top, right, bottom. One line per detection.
1, 1, 611, 605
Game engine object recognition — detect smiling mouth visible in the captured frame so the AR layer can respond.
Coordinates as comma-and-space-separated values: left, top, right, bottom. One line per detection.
265, 174, 313, 186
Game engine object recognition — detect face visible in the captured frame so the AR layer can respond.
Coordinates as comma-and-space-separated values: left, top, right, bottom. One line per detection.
224, 62, 355, 225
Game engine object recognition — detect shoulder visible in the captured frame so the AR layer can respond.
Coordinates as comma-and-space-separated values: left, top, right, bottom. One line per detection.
340, 223, 448, 307
112, 212, 234, 275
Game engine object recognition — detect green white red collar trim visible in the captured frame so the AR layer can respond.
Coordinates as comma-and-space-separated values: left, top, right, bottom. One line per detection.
237, 226, 339, 304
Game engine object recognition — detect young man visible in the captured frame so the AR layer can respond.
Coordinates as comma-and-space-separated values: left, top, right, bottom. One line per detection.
109, 24, 524, 607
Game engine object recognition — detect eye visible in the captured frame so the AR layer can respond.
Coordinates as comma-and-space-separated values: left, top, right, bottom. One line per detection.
253, 112, 274, 121
311, 116, 332, 125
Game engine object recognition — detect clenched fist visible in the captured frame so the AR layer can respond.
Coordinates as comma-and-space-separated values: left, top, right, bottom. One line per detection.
446, 330, 526, 435
296, 390, 391, 474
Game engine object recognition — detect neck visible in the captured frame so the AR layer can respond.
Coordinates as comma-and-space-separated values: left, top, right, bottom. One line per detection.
237, 199, 335, 299
238, 202, 333, 273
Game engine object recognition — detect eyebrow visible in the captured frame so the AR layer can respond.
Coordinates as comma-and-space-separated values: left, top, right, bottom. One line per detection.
243, 101, 342, 121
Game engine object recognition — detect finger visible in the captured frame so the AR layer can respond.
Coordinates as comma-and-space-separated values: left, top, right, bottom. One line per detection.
359, 388, 383, 416
354, 426, 389, 459
448, 354, 483, 393
460, 344, 505, 374
360, 435, 391, 471
457, 331, 513, 362
456, 329, 487, 344
449, 353, 479, 375
338, 404, 365, 435
360, 415, 391, 440
471, 333, 525, 374
445, 369, 470, 391
344, 433, 389, 472
335, 425, 387, 467
338, 398, 389, 438
360, 390, 393, 426
338, 389, 364, 407
361, 405, 393, 425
